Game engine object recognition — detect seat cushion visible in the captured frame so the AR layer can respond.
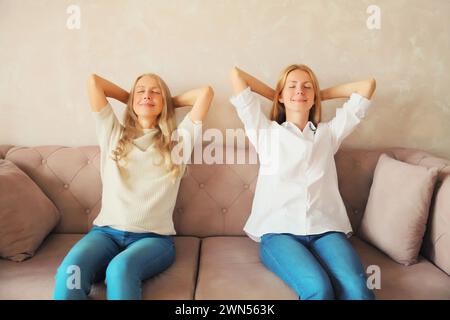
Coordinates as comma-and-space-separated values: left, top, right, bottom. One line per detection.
350, 236, 450, 300
195, 236, 450, 300
0, 234, 200, 300
195, 236, 297, 300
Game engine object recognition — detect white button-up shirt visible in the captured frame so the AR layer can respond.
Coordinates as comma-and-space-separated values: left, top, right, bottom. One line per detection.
229, 87, 372, 242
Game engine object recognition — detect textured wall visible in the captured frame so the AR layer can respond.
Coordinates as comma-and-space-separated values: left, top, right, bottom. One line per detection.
1, 0, 449, 159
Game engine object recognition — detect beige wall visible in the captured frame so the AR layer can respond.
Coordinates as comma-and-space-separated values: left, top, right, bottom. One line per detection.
1, 0, 449, 159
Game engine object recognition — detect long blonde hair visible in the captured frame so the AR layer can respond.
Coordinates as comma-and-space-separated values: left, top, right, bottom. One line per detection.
110, 73, 181, 180
270, 64, 322, 127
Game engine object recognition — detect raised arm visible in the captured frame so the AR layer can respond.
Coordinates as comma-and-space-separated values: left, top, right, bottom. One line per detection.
172, 86, 214, 122
320, 78, 376, 101
230, 66, 276, 101
87, 74, 130, 112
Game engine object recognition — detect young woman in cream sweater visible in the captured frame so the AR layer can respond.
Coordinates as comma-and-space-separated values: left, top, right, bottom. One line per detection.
229, 65, 376, 300
54, 73, 213, 300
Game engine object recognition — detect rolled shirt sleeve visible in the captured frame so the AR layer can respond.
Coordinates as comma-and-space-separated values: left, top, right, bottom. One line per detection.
327, 92, 372, 154
229, 87, 273, 153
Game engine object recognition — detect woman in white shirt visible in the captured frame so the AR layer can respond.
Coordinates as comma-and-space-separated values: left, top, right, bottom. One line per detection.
54, 73, 213, 300
229, 65, 376, 300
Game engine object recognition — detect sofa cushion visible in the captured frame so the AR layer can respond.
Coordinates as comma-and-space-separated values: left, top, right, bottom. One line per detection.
0, 234, 200, 299
422, 171, 450, 276
0, 159, 60, 262
194, 236, 450, 300
195, 237, 297, 300
350, 237, 450, 300
358, 154, 438, 266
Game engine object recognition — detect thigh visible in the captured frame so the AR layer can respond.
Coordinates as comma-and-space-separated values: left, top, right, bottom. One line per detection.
310, 233, 368, 293
260, 233, 331, 295
108, 235, 175, 281
57, 227, 121, 282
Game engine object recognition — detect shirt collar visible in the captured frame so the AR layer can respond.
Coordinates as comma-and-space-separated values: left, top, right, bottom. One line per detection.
282, 121, 316, 139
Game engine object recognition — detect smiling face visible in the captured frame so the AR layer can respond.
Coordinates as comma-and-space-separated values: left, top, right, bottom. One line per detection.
278, 69, 315, 114
132, 75, 164, 119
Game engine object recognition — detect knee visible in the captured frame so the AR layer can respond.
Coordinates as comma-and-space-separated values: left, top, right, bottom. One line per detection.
55, 260, 80, 284
300, 277, 334, 300
54, 262, 86, 300
338, 274, 375, 300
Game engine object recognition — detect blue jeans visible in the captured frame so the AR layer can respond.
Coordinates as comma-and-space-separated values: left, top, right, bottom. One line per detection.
54, 226, 175, 300
260, 231, 375, 300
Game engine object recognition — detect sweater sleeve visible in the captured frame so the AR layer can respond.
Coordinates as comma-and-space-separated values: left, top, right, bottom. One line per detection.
173, 112, 203, 167
91, 103, 122, 152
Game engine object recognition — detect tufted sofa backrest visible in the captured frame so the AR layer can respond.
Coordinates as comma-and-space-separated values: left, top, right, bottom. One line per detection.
1, 144, 449, 275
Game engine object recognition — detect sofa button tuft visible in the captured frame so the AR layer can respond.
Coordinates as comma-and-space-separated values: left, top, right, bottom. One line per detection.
221, 208, 228, 214
85, 208, 91, 214
42, 159, 46, 164
243, 184, 249, 189
199, 183, 205, 189
63, 184, 69, 189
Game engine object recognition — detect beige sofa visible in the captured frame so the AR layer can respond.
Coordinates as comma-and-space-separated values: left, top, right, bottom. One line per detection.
0, 144, 449, 300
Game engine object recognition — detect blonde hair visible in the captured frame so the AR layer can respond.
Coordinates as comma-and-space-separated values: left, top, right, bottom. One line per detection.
110, 73, 181, 180
270, 64, 321, 127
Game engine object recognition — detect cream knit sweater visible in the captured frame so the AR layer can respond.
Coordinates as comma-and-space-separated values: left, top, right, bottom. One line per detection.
91, 103, 202, 234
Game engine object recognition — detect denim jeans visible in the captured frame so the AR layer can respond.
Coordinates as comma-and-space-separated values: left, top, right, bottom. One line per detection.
53, 225, 175, 300
260, 231, 375, 300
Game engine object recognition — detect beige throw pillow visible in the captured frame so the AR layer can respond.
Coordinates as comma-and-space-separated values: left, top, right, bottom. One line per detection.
358, 153, 438, 266
0, 160, 60, 262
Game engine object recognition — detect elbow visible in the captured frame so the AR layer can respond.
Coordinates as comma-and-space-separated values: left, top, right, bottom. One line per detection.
88, 74, 99, 87
368, 77, 376, 98
361, 78, 376, 99
230, 66, 240, 81
202, 85, 214, 100
368, 77, 376, 91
